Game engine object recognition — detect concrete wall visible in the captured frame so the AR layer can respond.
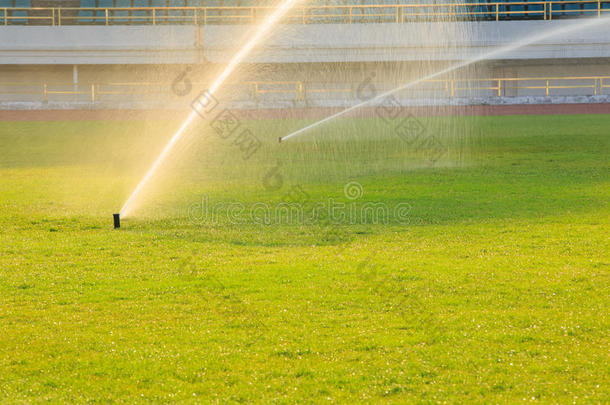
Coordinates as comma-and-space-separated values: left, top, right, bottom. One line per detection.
2, 60, 609, 107
2, 20, 610, 64
2, 20, 610, 108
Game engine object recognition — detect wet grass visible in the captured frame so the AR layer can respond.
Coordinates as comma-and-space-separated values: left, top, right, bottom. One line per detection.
0, 114, 608, 402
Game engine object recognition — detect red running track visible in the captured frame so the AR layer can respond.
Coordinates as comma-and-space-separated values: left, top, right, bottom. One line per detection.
1, 103, 610, 121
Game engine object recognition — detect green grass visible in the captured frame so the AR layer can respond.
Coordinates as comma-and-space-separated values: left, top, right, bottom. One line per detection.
0, 114, 608, 403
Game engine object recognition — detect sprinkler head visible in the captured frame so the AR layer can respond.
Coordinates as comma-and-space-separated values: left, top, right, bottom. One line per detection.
278, 137, 282, 144
113, 213, 120, 229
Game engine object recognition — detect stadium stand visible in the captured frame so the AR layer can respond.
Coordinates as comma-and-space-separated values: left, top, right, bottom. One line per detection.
2, 0, 610, 25
1, 0, 610, 108
0, 0, 31, 24
76, 0, 202, 24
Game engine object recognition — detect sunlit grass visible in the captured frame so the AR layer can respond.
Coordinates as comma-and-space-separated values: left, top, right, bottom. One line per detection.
0, 115, 608, 402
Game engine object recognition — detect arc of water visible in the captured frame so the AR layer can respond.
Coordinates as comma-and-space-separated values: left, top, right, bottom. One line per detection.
120, 0, 302, 217
279, 16, 610, 143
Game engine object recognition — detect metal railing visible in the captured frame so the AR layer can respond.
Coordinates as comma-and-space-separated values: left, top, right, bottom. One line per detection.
1, 76, 609, 104
253, 76, 610, 99
42, 83, 96, 102
1, 1, 610, 26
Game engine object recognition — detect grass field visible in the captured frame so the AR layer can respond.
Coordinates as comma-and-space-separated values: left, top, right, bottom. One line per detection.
0, 114, 608, 403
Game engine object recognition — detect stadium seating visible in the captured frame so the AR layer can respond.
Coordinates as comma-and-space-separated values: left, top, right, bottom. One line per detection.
0, 0, 30, 24
111, 0, 130, 22
98, 0, 114, 22
78, 0, 102, 23
76, 0, 206, 24
549, 0, 606, 18
523, 1, 546, 19
9, 0, 610, 25
132, 0, 149, 22
167, 0, 188, 24
0, 0, 7, 24
461, 0, 547, 21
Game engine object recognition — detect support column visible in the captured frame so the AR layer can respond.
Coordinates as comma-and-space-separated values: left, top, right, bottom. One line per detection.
73, 64, 78, 97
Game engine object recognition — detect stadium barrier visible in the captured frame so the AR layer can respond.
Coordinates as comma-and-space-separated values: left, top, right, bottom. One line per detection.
1, 1, 610, 26
2, 76, 609, 104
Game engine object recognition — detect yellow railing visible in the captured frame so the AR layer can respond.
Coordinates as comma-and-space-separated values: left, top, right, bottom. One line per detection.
42, 83, 97, 102
249, 76, 610, 100
1, 1, 609, 26
2, 76, 609, 103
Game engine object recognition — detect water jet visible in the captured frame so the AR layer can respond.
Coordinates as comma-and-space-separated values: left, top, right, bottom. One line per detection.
279, 17, 610, 143
118, 0, 302, 219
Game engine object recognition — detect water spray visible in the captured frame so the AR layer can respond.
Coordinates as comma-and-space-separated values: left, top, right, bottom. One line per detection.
278, 17, 610, 143
116, 0, 302, 223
